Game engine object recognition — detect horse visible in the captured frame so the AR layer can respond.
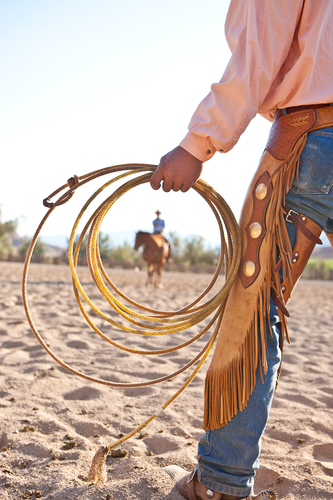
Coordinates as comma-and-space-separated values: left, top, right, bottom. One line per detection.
134, 231, 169, 287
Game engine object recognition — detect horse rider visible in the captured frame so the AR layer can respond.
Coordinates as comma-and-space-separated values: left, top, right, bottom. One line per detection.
152, 210, 173, 262
152, 210, 165, 235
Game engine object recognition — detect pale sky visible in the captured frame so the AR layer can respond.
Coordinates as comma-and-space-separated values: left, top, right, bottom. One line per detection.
0, 0, 271, 247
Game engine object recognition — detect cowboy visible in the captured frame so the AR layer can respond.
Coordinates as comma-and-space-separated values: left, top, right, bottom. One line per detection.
152, 210, 165, 234
150, 1, 333, 499
152, 210, 173, 262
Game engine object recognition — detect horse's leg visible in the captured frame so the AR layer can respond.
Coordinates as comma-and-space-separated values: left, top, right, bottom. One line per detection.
155, 262, 163, 288
147, 263, 154, 286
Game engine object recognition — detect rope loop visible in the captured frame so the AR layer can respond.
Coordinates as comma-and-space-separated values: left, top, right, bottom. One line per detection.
43, 173, 80, 208
22, 163, 242, 483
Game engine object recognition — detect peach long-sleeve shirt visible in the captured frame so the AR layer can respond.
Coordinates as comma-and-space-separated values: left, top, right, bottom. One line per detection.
180, 0, 333, 162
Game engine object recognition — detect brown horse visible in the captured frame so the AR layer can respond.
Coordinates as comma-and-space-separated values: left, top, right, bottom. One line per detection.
134, 231, 169, 287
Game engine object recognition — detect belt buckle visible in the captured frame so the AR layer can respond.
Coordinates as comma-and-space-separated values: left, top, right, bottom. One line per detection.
285, 209, 299, 223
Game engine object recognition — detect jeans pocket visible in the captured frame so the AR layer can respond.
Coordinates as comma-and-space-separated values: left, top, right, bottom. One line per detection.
290, 128, 333, 195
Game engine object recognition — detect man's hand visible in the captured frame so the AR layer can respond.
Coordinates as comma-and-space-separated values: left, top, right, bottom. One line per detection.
150, 146, 203, 192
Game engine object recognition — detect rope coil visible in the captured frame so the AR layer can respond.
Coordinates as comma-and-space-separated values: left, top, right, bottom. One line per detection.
22, 164, 242, 484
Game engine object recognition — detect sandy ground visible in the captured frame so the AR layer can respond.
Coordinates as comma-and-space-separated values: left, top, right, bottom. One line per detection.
0, 262, 332, 500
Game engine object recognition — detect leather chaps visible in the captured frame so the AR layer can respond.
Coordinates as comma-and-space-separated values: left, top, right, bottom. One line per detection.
204, 105, 333, 431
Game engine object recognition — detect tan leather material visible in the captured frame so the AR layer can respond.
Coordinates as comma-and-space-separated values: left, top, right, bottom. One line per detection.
188, 477, 197, 500
176, 470, 276, 500
271, 288, 289, 317
177, 471, 223, 500
268, 104, 333, 161
204, 149, 290, 429
240, 171, 272, 288
189, 478, 222, 500
283, 208, 323, 244
275, 103, 331, 119
312, 105, 333, 131
266, 109, 317, 160
204, 105, 333, 431
280, 217, 323, 304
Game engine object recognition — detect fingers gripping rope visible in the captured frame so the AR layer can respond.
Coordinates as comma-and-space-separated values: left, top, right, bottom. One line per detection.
22, 164, 242, 485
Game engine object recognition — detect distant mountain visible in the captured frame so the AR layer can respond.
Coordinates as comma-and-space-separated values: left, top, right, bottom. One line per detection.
10, 230, 24, 248
8, 232, 65, 259
311, 245, 333, 260
39, 234, 68, 248
39, 231, 137, 249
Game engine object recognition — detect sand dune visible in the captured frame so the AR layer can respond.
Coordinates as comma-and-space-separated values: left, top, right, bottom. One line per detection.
0, 262, 332, 499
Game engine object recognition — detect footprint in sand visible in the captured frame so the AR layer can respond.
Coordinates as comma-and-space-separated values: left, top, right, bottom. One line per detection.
75, 421, 109, 437
63, 386, 101, 400
144, 434, 181, 454
124, 386, 154, 397
67, 340, 91, 349
320, 387, 333, 395
21, 442, 51, 459
2, 340, 27, 349
313, 443, 333, 475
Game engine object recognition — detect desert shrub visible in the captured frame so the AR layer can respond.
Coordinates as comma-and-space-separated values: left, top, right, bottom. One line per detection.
18, 237, 45, 263
0, 210, 18, 260
303, 259, 333, 280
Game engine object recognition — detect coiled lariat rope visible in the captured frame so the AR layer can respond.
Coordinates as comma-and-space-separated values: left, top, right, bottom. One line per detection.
22, 164, 242, 485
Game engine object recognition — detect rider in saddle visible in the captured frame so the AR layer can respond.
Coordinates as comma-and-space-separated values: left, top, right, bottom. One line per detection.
152, 210, 173, 262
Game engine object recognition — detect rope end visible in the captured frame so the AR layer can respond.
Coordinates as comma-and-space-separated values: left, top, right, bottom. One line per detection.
81, 446, 108, 485
43, 197, 54, 208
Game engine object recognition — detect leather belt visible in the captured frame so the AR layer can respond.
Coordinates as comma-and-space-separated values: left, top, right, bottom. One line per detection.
275, 102, 333, 119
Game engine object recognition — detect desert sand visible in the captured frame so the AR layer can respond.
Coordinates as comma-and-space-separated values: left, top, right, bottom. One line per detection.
0, 261, 332, 500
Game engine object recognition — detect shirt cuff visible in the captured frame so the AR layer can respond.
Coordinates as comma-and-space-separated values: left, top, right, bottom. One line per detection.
179, 132, 218, 162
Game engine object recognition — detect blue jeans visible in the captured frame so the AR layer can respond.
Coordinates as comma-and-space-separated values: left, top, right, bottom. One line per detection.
196, 126, 333, 497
